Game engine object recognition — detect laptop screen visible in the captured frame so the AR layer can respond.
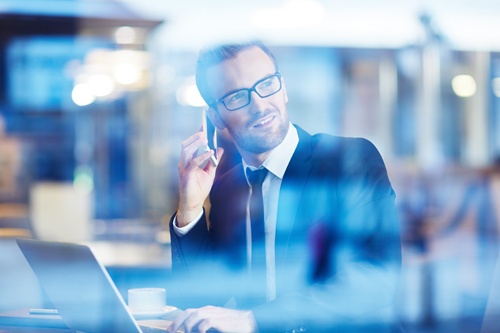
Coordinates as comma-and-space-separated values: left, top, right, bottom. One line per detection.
16, 238, 142, 333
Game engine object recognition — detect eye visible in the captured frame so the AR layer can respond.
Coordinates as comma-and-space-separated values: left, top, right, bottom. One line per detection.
225, 90, 246, 103
259, 78, 273, 88
257, 76, 278, 91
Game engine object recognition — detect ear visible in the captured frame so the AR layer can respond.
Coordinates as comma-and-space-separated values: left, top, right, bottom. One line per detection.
207, 106, 226, 130
281, 77, 288, 103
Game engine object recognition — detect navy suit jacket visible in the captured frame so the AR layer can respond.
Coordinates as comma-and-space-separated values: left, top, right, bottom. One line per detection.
170, 126, 402, 332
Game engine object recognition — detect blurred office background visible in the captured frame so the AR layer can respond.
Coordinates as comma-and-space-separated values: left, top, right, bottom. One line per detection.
1, 0, 500, 332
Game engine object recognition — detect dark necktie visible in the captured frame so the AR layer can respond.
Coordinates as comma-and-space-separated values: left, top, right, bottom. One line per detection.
247, 168, 268, 302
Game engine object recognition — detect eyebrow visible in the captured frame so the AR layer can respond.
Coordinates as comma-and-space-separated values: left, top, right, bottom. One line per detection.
220, 72, 277, 97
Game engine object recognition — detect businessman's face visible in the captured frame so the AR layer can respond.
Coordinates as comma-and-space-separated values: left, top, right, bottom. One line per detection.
206, 46, 289, 161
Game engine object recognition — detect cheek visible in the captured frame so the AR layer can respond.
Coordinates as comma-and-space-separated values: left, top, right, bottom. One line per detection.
281, 84, 289, 103
222, 114, 247, 131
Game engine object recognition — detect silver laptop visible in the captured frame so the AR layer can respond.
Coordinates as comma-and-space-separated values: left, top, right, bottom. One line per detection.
16, 238, 145, 333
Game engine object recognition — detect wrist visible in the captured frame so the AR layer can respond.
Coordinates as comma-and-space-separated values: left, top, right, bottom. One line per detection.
176, 207, 203, 227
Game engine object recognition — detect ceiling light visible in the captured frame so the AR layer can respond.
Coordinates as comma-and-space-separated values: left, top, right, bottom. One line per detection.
72, 83, 95, 106
452, 75, 477, 98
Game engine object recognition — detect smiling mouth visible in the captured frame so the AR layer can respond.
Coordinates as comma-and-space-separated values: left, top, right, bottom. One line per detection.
252, 115, 275, 128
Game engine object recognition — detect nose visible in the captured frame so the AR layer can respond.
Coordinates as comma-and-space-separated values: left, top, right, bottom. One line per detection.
248, 91, 267, 113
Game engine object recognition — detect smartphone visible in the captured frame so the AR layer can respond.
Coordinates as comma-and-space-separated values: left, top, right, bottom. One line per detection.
200, 109, 218, 167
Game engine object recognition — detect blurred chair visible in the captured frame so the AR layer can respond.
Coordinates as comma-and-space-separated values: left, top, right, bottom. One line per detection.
30, 182, 93, 242
0, 115, 29, 239
481, 172, 500, 333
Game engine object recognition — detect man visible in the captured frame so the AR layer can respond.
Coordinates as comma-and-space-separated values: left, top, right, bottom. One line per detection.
168, 41, 402, 333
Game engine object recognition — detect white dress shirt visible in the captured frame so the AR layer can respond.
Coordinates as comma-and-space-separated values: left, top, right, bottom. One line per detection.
174, 123, 299, 301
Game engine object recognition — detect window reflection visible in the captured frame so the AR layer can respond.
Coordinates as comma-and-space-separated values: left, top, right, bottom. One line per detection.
0, 2, 500, 333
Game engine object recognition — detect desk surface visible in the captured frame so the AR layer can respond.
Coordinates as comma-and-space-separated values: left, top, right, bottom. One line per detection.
0, 327, 72, 332
0, 308, 178, 333
85, 241, 171, 269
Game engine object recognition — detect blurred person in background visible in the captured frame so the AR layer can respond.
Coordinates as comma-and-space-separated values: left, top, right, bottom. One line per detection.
168, 41, 402, 333
0, 114, 22, 201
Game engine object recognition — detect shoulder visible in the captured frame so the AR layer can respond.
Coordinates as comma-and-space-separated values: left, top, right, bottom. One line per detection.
304, 132, 395, 203
295, 125, 379, 159
314, 133, 377, 154
309, 132, 383, 168
291, 125, 387, 179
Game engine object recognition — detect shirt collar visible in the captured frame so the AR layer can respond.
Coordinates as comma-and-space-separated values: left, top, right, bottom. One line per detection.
242, 123, 299, 180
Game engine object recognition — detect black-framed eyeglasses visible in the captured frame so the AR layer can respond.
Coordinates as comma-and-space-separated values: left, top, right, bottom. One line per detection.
210, 72, 282, 111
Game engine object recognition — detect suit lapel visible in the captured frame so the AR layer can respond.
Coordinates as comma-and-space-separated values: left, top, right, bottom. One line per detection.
210, 165, 249, 266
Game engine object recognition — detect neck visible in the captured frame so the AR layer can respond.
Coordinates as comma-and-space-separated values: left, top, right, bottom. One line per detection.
239, 150, 272, 167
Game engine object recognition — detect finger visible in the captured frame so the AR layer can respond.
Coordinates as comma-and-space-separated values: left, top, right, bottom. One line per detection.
167, 309, 196, 333
185, 141, 209, 168
196, 318, 215, 333
181, 131, 204, 150
187, 150, 216, 172
180, 135, 208, 169
181, 132, 206, 154
180, 135, 204, 167
182, 306, 221, 333
182, 310, 205, 333
200, 147, 224, 173
198, 146, 226, 173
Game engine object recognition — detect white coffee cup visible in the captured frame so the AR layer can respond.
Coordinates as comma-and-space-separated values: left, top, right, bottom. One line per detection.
128, 288, 166, 313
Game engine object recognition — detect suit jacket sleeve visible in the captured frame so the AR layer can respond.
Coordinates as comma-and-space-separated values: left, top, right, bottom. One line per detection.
169, 211, 211, 273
